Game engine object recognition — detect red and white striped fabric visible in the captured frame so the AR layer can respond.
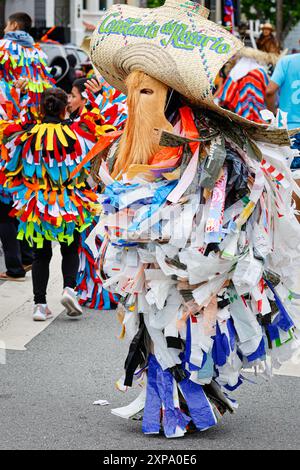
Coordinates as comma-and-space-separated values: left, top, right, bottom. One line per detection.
261, 159, 290, 189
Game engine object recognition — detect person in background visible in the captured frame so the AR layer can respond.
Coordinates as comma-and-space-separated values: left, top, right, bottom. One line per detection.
216, 48, 270, 123
266, 53, 300, 168
0, 12, 54, 114
0, 80, 33, 282
0, 87, 105, 321
0, 13, 53, 282
67, 76, 122, 310
67, 77, 104, 119
66, 75, 128, 311
257, 23, 281, 55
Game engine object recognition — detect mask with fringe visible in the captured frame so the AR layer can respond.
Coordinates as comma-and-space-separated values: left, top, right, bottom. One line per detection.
112, 71, 173, 178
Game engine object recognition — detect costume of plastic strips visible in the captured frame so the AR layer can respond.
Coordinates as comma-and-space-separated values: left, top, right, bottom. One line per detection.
84, 0, 300, 437
92, 104, 300, 438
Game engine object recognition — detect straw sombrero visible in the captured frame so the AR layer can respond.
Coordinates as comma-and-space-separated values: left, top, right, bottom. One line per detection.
261, 23, 275, 32
81, 36, 92, 56
90, 0, 241, 102
237, 47, 280, 66
90, 0, 290, 145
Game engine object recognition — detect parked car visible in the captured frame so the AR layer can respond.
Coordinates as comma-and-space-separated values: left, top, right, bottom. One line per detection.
39, 42, 92, 83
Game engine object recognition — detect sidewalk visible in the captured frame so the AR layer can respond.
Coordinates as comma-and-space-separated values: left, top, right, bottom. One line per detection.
0, 246, 63, 351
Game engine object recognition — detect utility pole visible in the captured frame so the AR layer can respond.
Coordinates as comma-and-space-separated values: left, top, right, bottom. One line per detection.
276, 0, 283, 45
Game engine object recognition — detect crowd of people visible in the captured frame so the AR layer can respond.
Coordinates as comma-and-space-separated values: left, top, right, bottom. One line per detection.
0, 1, 300, 441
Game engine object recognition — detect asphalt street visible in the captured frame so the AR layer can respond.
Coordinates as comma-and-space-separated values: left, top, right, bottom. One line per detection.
0, 249, 299, 450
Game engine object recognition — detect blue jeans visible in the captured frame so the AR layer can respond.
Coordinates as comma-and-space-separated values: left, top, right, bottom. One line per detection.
291, 133, 300, 170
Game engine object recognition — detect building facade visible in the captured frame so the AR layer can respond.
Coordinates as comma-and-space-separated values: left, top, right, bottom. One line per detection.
4, 0, 74, 41
1, 0, 238, 45
2, 0, 141, 44
284, 22, 300, 52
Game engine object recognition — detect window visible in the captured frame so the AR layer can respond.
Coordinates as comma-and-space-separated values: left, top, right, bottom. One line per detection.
77, 49, 89, 64
55, 0, 70, 26
99, 0, 107, 10
35, 0, 46, 28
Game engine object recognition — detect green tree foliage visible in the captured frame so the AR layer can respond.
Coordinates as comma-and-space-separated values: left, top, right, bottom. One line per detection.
147, 0, 165, 7
241, 0, 300, 36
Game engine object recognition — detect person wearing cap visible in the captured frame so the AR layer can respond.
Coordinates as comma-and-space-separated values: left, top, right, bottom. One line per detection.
257, 23, 280, 55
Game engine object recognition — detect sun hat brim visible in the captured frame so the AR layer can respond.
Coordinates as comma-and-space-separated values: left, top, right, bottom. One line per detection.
90, 0, 289, 144
90, 0, 243, 102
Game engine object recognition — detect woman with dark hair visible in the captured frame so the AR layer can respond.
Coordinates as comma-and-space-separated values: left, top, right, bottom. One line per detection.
67, 78, 89, 119
67, 77, 106, 120
0, 87, 103, 321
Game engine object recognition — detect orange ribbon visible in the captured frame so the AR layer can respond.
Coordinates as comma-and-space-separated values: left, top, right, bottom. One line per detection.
69, 130, 123, 180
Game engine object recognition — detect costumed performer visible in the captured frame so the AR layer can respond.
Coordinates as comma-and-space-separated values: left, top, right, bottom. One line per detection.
0, 13, 54, 282
0, 86, 109, 321
67, 77, 127, 310
0, 81, 35, 282
84, 0, 300, 438
0, 12, 54, 117
216, 48, 280, 123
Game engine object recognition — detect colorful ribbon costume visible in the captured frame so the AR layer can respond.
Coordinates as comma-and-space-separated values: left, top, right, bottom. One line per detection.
0, 38, 54, 117
217, 64, 269, 123
75, 81, 127, 309
0, 35, 54, 206
0, 115, 103, 247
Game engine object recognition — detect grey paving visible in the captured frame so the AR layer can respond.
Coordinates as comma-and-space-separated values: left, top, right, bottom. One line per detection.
0, 306, 299, 451
0, 241, 299, 450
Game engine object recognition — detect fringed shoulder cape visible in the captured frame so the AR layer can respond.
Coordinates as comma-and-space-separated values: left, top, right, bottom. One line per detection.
0, 115, 103, 247
0, 38, 54, 205
0, 39, 54, 116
